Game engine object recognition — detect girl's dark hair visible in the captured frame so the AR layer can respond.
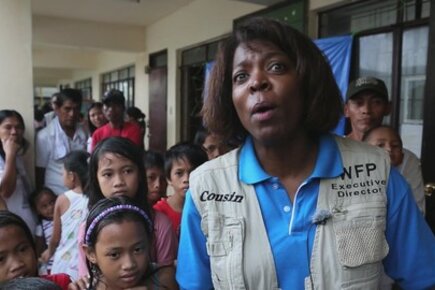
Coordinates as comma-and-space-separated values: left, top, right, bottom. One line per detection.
88, 137, 150, 215
0, 210, 36, 254
0, 110, 29, 158
0, 277, 61, 290
202, 17, 343, 141
144, 150, 164, 171
126, 107, 146, 135
63, 150, 90, 191
85, 196, 153, 290
164, 142, 208, 179
87, 102, 104, 135
29, 187, 57, 214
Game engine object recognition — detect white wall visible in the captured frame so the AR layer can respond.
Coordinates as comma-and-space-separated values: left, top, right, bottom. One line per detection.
0, 0, 34, 180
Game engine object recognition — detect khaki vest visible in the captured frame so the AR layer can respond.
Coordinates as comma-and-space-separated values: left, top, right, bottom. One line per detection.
190, 136, 390, 290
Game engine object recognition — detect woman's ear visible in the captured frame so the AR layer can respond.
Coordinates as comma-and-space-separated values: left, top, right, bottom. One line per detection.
83, 244, 97, 264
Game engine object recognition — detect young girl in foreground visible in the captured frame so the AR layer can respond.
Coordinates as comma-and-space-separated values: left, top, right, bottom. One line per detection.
84, 197, 174, 289
0, 210, 70, 289
41, 150, 89, 280
76, 137, 177, 285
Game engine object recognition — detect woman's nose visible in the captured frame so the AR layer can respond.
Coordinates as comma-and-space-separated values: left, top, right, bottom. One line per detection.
249, 72, 270, 92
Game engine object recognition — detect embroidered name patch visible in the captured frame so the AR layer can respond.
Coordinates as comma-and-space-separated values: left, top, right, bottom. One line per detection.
331, 163, 387, 198
200, 190, 244, 203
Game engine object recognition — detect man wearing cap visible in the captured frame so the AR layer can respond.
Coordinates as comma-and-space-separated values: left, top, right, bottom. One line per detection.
344, 76, 391, 141
91, 89, 142, 151
345, 77, 425, 214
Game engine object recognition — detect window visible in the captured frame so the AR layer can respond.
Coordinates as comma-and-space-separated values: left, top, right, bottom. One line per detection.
74, 78, 92, 100
101, 66, 135, 107
180, 40, 222, 141
320, 0, 430, 157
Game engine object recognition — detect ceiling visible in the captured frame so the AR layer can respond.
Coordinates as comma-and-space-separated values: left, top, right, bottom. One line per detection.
31, 0, 196, 26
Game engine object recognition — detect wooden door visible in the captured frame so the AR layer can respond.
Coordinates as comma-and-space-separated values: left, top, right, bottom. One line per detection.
148, 66, 167, 153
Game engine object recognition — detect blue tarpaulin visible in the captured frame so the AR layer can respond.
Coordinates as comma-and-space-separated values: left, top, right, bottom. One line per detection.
315, 35, 353, 135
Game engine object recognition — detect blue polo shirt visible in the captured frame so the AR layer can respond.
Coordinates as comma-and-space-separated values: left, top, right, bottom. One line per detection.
176, 134, 435, 290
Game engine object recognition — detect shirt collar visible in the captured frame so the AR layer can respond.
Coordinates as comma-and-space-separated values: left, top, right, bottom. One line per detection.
239, 134, 343, 185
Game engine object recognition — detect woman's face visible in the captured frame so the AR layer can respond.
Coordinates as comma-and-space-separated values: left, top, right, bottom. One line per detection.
0, 225, 37, 282
86, 220, 149, 289
231, 41, 304, 146
89, 107, 107, 128
0, 116, 24, 144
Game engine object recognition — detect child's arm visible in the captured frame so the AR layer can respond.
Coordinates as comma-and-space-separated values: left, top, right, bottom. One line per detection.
41, 194, 68, 262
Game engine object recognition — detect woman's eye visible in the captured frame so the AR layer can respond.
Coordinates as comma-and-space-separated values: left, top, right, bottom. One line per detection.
233, 72, 248, 83
270, 63, 285, 72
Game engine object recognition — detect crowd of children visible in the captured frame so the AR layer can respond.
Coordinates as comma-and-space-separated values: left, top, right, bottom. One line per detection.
0, 124, 211, 289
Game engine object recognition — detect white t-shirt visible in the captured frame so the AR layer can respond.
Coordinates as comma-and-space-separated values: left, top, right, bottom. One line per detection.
397, 148, 426, 215
35, 117, 88, 195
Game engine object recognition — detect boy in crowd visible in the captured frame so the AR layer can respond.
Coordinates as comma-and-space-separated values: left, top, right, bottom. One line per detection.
154, 142, 207, 236
363, 125, 425, 214
91, 89, 142, 150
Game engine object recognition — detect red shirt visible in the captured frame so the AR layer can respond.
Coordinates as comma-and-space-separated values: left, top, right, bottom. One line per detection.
41, 273, 71, 290
91, 121, 142, 151
153, 198, 182, 237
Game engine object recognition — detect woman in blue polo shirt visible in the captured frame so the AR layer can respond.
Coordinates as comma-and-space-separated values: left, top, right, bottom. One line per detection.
176, 18, 435, 290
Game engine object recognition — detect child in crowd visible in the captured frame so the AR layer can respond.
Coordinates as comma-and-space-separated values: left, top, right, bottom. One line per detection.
41, 151, 89, 281
79, 137, 177, 279
0, 210, 70, 289
363, 125, 425, 214
29, 187, 57, 274
154, 142, 208, 235
144, 150, 168, 206
194, 126, 234, 160
81, 197, 177, 290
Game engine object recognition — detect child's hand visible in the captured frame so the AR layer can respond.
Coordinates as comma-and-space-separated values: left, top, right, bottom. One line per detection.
68, 275, 89, 290
2, 136, 20, 157
39, 249, 52, 263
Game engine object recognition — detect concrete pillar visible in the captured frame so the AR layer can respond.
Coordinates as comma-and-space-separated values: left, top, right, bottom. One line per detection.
0, 0, 34, 179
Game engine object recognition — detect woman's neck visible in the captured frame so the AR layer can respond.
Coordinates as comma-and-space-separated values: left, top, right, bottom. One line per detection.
253, 134, 318, 201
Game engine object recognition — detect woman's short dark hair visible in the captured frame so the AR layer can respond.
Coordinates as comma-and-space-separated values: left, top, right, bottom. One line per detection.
88, 137, 149, 215
0, 110, 29, 158
203, 17, 343, 141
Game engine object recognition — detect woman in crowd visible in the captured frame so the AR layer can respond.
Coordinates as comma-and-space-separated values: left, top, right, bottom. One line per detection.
0, 110, 37, 234
86, 102, 107, 152
176, 18, 435, 290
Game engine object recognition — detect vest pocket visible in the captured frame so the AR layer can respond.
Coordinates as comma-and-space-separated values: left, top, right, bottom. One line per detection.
202, 214, 246, 290
332, 203, 389, 287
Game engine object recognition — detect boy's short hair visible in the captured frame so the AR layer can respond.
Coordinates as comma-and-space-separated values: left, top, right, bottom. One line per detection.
362, 125, 403, 147
144, 150, 165, 171
164, 142, 208, 179
103, 89, 125, 108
